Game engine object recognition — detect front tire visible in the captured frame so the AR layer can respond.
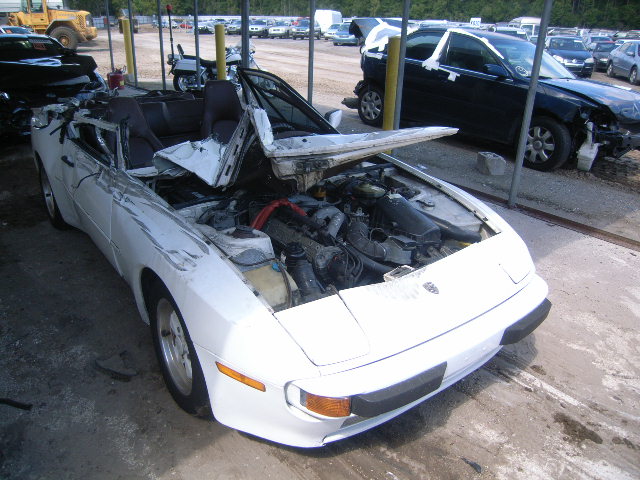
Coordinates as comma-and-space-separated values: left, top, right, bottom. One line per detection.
38, 161, 68, 229
50, 26, 78, 50
357, 84, 384, 126
149, 280, 211, 417
630, 66, 638, 85
523, 117, 572, 171
606, 62, 615, 78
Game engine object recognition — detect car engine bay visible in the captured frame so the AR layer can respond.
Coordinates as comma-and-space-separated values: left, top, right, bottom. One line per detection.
158, 162, 494, 311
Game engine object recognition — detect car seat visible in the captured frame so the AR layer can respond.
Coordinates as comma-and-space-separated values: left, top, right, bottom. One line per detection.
200, 80, 243, 143
106, 97, 164, 169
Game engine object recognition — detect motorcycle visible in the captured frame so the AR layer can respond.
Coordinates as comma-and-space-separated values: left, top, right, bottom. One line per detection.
167, 43, 259, 92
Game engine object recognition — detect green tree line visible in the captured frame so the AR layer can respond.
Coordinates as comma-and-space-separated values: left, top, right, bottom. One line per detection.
70, 0, 639, 30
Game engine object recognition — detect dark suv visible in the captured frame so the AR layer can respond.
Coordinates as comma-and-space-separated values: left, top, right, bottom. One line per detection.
355, 27, 640, 171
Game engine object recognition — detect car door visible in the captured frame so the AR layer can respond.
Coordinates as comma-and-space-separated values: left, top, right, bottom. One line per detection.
401, 30, 447, 123
434, 32, 527, 143
614, 43, 632, 75
60, 120, 119, 268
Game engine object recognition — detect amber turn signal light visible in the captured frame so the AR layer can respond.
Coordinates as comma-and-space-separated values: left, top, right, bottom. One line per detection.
303, 392, 351, 417
216, 362, 266, 392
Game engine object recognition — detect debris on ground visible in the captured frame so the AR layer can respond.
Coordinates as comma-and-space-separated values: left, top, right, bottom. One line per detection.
461, 457, 482, 474
94, 351, 138, 382
0, 398, 33, 411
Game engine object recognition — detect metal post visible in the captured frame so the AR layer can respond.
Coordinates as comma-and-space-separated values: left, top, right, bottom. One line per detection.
382, 37, 400, 131
122, 18, 135, 82
156, 0, 166, 89
104, 0, 114, 72
194, 0, 201, 89
126, 0, 138, 87
307, 0, 315, 104
393, 0, 411, 130
241, 0, 249, 68
215, 24, 227, 80
508, 0, 554, 207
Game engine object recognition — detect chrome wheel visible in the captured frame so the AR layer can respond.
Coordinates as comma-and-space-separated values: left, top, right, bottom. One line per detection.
630, 67, 638, 85
360, 90, 382, 122
40, 168, 56, 219
177, 74, 193, 91
525, 125, 555, 164
157, 298, 192, 396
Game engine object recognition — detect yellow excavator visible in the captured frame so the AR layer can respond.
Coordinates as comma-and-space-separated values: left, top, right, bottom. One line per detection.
7, 0, 97, 50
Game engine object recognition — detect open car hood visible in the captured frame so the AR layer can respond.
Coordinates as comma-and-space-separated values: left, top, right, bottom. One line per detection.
0, 55, 98, 90
350, 18, 418, 50
154, 106, 457, 192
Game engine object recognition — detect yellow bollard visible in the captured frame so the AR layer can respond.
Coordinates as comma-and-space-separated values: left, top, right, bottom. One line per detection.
215, 23, 227, 81
121, 18, 135, 83
382, 36, 401, 132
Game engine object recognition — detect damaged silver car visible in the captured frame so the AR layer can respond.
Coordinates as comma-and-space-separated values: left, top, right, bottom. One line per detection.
31, 69, 550, 447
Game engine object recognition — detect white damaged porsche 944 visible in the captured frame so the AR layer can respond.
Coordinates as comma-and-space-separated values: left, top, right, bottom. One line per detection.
31, 68, 550, 448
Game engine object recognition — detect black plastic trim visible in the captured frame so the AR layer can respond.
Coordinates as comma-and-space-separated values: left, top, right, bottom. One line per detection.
351, 362, 447, 418
500, 299, 552, 345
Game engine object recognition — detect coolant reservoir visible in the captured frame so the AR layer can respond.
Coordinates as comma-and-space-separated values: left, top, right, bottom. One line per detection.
244, 263, 297, 311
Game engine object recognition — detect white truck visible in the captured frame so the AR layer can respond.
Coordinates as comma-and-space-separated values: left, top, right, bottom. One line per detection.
314, 9, 341, 33
0, 0, 62, 11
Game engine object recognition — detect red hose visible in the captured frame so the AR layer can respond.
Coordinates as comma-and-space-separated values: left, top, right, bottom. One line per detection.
250, 199, 307, 230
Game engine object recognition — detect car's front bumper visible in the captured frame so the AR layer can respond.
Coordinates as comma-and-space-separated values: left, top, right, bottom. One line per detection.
334, 35, 358, 45
196, 274, 549, 448
564, 62, 594, 77
594, 57, 609, 69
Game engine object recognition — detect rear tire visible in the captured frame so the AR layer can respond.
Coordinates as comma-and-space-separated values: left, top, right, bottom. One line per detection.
357, 84, 384, 127
149, 280, 211, 417
630, 66, 638, 85
523, 117, 572, 171
50, 26, 78, 50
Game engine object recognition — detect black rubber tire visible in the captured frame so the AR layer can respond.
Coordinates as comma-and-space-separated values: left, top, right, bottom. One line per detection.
173, 74, 195, 92
357, 84, 384, 127
149, 280, 211, 418
523, 117, 572, 171
630, 66, 638, 86
38, 161, 69, 229
606, 62, 615, 78
50, 26, 78, 50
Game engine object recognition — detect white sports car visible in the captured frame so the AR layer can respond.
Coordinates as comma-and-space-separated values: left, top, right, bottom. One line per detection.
31, 69, 550, 448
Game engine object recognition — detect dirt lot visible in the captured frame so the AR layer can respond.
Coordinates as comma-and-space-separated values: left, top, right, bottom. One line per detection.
1, 28, 639, 480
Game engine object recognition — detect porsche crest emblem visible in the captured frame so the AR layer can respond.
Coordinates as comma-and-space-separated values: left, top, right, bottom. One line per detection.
423, 282, 439, 294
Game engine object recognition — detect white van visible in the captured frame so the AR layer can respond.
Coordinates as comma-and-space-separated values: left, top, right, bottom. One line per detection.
508, 16, 541, 37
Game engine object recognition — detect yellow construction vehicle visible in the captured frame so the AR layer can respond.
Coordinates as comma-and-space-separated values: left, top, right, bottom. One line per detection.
7, 0, 97, 50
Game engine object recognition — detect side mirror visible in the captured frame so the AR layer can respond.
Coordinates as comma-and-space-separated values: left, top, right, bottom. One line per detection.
324, 109, 342, 129
483, 64, 509, 78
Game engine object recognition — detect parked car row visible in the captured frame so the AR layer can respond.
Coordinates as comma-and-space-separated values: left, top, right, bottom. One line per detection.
523, 31, 640, 85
